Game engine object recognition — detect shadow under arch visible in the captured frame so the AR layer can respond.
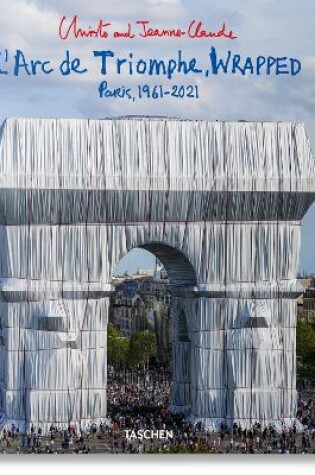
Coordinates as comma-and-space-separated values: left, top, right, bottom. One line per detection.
138, 242, 197, 286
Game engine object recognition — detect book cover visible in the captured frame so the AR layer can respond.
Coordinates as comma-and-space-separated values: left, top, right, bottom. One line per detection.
0, 0, 315, 464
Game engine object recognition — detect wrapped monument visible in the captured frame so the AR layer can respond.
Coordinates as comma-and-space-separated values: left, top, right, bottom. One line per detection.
0, 117, 314, 432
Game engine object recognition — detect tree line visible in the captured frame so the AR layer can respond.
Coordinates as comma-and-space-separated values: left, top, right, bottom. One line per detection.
108, 320, 315, 379
107, 323, 157, 369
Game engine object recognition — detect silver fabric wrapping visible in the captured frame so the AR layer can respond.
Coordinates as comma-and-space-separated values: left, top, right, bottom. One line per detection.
0, 118, 314, 432
171, 297, 297, 430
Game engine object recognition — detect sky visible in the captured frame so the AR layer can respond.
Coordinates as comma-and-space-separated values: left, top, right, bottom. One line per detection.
0, 0, 315, 274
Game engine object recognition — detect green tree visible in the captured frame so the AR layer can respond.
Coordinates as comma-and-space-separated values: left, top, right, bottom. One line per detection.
128, 331, 157, 368
108, 322, 123, 338
107, 323, 130, 366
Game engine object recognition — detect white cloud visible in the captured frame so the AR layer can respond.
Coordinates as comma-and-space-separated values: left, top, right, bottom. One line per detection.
25, 0, 185, 20
146, 0, 182, 6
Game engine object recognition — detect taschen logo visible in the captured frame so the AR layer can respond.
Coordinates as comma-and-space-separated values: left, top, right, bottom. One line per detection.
123, 429, 174, 440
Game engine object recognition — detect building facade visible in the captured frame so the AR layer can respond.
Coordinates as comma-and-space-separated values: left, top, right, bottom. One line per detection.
110, 285, 147, 337
297, 279, 315, 322
110, 273, 172, 362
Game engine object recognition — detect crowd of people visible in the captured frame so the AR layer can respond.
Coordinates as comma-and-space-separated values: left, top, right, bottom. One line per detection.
0, 423, 96, 454
1, 368, 315, 454
107, 365, 171, 410
105, 369, 315, 454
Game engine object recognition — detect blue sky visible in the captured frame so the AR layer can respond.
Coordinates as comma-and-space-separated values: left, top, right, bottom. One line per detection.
0, 0, 315, 273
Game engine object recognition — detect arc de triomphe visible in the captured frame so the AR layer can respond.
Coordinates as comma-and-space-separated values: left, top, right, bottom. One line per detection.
0, 117, 314, 432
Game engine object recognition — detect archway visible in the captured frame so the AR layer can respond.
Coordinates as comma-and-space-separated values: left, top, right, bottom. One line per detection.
107, 244, 197, 418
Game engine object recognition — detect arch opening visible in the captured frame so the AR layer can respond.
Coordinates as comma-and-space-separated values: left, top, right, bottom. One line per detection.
107, 243, 196, 419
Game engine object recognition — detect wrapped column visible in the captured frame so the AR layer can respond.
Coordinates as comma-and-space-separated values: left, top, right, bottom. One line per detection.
171, 294, 298, 430
0, 221, 113, 432
0, 293, 111, 433
170, 220, 302, 430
